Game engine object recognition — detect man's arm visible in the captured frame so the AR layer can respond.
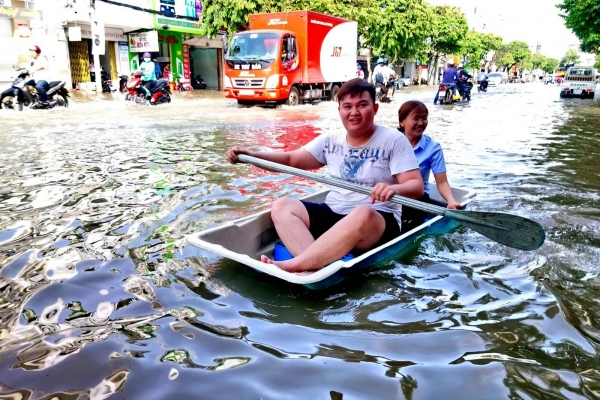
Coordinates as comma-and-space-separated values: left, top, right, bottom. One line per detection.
226, 147, 324, 171
370, 169, 424, 203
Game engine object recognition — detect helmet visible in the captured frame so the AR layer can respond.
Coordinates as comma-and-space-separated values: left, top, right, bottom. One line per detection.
142, 52, 151, 58
376, 58, 385, 64
29, 45, 41, 53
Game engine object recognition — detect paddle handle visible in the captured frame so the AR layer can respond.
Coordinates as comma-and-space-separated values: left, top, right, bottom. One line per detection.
237, 154, 445, 215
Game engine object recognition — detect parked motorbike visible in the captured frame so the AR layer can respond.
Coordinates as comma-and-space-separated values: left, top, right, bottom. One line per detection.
0, 68, 69, 110
175, 75, 193, 91
101, 71, 115, 93
119, 75, 129, 93
125, 73, 171, 105
191, 74, 206, 90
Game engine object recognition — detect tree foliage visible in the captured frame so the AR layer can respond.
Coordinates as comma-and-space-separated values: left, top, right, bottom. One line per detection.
559, 48, 581, 66
557, 0, 600, 53
426, 6, 468, 57
543, 57, 559, 73
202, 0, 375, 38
459, 31, 503, 71
363, 0, 433, 63
494, 41, 531, 70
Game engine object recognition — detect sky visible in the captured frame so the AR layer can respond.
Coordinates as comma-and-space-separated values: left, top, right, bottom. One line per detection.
427, 0, 581, 60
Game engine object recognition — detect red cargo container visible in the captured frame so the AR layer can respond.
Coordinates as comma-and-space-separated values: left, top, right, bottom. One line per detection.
223, 11, 358, 105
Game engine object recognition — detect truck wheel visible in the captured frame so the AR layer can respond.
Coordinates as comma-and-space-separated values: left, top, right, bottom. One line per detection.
590, 93, 596, 99
286, 87, 300, 106
329, 85, 340, 101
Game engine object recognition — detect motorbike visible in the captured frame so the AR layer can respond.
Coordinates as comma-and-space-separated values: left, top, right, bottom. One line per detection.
125, 72, 171, 105
477, 79, 488, 92
101, 71, 115, 93
175, 75, 193, 91
438, 77, 473, 104
191, 74, 206, 90
0, 68, 69, 110
119, 75, 129, 93
375, 76, 396, 103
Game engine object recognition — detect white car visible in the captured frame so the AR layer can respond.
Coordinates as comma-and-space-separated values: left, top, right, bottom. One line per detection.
487, 72, 504, 86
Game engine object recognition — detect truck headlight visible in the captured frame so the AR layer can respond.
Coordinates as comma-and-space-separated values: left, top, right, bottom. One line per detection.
265, 74, 279, 89
224, 76, 232, 88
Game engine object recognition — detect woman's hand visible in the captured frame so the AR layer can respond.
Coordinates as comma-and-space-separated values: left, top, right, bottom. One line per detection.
370, 183, 398, 203
225, 147, 251, 164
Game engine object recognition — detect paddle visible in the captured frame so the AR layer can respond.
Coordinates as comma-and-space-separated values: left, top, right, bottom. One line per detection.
237, 154, 546, 251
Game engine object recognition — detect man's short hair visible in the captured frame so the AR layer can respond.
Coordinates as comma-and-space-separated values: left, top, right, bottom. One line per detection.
336, 78, 376, 104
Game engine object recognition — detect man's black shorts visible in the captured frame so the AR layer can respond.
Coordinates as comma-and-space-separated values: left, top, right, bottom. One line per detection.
300, 201, 401, 253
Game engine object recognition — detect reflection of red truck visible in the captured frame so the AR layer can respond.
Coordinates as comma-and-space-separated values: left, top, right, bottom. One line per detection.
223, 11, 358, 106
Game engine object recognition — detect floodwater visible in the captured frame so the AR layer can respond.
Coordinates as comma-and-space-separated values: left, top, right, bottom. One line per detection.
0, 84, 599, 399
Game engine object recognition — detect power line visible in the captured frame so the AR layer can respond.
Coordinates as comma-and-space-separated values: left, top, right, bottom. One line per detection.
91, 0, 199, 23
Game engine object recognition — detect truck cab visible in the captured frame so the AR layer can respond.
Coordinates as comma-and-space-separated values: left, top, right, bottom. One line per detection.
224, 30, 301, 105
560, 66, 597, 99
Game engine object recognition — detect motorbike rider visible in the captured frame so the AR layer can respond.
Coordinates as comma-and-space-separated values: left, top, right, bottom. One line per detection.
384, 58, 397, 99
137, 52, 156, 100
433, 62, 457, 104
476, 68, 488, 91
27, 45, 51, 107
372, 58, 388, 98
456, 65, 471, 97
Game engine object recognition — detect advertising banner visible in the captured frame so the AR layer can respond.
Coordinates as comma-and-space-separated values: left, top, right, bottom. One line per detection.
0, 5, 42, 20
129, 31, 159, 52
182, 43, 190, 79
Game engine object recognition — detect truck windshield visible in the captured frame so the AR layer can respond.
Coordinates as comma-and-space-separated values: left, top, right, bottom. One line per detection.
226, 32, 280, 68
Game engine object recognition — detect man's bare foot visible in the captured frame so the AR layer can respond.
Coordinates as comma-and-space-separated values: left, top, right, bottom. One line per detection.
260, 255, 313, 273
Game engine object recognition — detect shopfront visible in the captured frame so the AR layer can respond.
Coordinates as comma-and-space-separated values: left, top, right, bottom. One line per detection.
0, 3, 44, 84
67, 24, 126, 89
151, 0, 224, 90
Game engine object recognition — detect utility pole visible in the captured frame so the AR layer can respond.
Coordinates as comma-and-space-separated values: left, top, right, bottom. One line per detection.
89, 0, 102, 94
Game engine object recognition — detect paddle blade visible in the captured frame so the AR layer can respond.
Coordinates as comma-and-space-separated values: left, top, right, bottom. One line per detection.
445, 210, 545, 251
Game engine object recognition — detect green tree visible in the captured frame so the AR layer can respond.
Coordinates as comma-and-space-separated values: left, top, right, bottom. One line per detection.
532, 53, 546, 70
559, 48, 581, 66
542, 57, 559, 73
493, 41, 531, 71
595, 54, 600, 70
423, 5, 468, 83
557, 0, 600, 53
202, 0, 375, 38
459, 31, 503, 72
363, 0, 433, 65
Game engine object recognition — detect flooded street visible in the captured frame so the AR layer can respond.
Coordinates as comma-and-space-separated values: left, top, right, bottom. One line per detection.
1, 84, 600, 399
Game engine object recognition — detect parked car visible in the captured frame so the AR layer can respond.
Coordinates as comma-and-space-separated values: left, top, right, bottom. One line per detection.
487, 72, 505, 86
397, 77, 412, 87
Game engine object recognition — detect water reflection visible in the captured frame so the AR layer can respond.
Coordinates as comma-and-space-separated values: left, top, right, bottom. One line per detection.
0, 87, 599, 398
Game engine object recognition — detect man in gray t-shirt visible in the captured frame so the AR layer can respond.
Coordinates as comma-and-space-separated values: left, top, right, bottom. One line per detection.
226, 79, 424, 273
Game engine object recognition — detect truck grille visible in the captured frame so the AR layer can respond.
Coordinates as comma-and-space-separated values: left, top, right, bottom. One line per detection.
233, 78, 265, 88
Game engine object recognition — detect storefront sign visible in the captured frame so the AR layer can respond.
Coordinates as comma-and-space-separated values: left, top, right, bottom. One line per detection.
0, 6, 42, 20
182, 44, 190, 79
129, 31, 159, 52
118, 41, 130, 75
71, 24, 124, 41
68, 26, 81, 41
17, 23, 30, 37
91, 20, 105, 55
